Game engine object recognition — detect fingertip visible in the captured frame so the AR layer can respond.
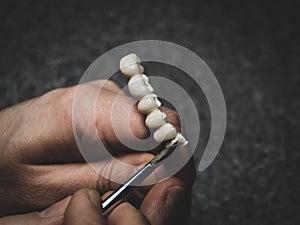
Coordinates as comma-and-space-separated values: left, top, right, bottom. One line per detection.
140, 177, 191, 225
160, 107, 181, 132
39, 195, 72, 218
72, 188, 102, 213
86, 189, 102, 209
64, 189, 106, 225
108, 202, 150, 225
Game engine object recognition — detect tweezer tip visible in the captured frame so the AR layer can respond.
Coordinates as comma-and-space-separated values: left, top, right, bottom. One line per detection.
150, 141, 179, 165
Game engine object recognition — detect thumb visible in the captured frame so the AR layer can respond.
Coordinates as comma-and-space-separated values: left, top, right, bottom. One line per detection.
63, 189, 107, 225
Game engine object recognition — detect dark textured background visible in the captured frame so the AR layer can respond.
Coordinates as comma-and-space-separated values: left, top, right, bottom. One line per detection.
0, 0, 299, 224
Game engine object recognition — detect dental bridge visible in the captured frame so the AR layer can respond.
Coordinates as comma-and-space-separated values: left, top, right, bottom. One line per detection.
102, 54, 188, 215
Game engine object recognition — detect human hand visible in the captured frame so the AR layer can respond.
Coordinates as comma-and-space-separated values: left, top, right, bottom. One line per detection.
0, 80, 195, 224
1, 188, 150, 225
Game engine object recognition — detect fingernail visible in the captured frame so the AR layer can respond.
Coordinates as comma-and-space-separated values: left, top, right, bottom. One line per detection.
87, 190, 101, 209
40, 196, 71, 218
165, 186, 186, 209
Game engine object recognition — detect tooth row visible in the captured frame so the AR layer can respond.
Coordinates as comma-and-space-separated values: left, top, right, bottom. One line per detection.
120, 53, 188, 146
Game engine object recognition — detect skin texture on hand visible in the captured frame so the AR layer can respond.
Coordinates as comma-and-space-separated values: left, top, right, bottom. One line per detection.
0, 80, 195, 224
0, 189, 150, 225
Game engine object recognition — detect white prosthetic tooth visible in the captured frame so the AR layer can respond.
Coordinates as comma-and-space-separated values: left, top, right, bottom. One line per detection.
153, 123, 177, 143
145, 109, 166, 128
173, 133, 188, 146
141, 74, 149, 82
119, 54, 189, 146
128, 74, 153, 98
120, 53, 144, 77
141, 74, 153, 92
138, 94, 162, 114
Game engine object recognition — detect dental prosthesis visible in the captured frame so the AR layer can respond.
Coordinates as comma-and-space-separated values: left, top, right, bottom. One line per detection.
120, 53, 188, 146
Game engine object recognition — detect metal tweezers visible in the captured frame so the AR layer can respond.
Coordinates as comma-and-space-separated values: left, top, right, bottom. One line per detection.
102, 140, 179, 215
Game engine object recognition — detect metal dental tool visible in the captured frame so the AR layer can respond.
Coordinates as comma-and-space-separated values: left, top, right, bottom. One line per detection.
102, 140, 179, 216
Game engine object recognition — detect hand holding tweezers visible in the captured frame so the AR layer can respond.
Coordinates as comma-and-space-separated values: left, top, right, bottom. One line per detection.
102, 141, 179, 215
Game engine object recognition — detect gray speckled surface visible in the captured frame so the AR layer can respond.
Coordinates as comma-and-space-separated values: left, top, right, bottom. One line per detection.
0, 0, 299, 224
